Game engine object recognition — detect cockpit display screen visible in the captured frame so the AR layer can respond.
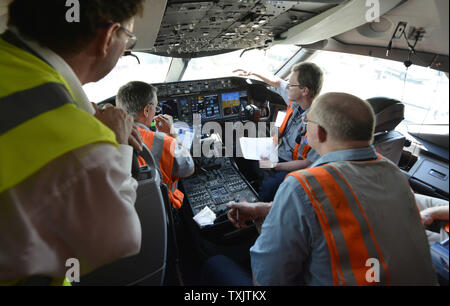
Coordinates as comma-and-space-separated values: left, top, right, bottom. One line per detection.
159, 98, 179, 120
210, 186, 228, 198
197, 94, 220, 120
221, 92, 241, 116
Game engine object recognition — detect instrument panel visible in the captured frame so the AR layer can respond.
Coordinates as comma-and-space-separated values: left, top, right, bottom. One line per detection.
155, 77, 252, 124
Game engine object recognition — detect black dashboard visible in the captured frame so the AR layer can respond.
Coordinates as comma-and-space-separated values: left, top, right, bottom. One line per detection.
158, 90, 247, 123
98, 77, 286, 125
152, 77, 285, 125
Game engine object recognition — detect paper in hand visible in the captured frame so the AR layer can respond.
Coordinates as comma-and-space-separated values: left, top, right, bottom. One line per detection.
239, 137, 279, 166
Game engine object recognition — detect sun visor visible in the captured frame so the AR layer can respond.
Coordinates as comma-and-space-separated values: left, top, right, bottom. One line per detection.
133, 0, 167, 52
0, 0, 13, 33
278, 0, 405, 46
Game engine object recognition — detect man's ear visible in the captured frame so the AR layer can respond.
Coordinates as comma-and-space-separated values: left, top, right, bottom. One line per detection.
97, 23, 121, 58
143, 104, 151, 117
317, 125, 327, 143
302, 87, 310, 98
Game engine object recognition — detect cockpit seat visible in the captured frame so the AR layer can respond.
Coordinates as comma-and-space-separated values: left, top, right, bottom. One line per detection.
77, 146, 168, 286
367, 97, 406, 165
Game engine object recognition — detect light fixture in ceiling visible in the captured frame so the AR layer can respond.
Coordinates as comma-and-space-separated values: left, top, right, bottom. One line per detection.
356, 16, 393, 38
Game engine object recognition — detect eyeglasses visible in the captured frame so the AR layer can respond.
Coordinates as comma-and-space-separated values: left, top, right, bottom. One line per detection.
303, 116, 321, 126
287, 83, 304, 89
154, 105, 162, 114
118, 25, 138, 51
100, 22, 138, 51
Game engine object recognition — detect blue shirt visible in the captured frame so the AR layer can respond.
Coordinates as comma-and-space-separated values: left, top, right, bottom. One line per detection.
273, 80, 320, 163
250, 146, 378, 285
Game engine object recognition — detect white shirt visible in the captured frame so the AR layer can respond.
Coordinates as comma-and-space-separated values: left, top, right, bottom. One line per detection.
0, 30, 141, 281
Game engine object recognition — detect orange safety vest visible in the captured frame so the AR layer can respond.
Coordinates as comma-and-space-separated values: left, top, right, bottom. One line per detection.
137, 127, 184, 209
276, 101, 311, 160
273, 101, 295, 145
278, 101, 295, 137
292, 132, 311, 161
287, 155, 437, 285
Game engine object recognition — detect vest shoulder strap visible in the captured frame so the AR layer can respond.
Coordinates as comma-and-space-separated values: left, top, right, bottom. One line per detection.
278, 101, 295, 138
288, 165, 390, 286
0, 38, 117, 193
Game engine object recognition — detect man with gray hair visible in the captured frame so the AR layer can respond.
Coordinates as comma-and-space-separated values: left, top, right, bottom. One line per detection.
235, 62, 324, 202
117, 81, 194, 209
226, 92, 437, 285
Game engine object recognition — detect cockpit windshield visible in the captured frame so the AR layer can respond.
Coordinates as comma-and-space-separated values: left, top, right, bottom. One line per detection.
308, 50, 449, 125
83, 45, 301, 102
182, 44, 301, 81
83, 52, 172, 103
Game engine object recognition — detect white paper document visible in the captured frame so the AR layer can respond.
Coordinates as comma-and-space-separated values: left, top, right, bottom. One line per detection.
274, 111, 287, 128
173, 122, 195, 150
193, 206, 217, 227
239, 137, 279, 164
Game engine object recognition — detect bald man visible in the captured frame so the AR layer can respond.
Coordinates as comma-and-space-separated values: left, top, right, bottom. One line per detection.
226, 92, 437, 286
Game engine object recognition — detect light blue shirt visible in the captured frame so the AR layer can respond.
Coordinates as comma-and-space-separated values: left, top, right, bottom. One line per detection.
272, 80, 320, 163
250, 146, 378, 285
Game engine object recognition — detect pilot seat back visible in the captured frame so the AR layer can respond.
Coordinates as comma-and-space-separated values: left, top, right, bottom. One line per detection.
78, 145, 168, 286
367, 97, 406, 165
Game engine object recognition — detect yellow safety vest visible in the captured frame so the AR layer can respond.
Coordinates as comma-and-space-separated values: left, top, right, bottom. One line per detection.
0, 33, 117, 285
0, 35, 118, 194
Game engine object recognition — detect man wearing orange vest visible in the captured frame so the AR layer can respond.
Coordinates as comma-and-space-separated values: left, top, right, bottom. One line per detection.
227, 92, 438, 285
234, 63, 323, 201
116, 81, 195, 209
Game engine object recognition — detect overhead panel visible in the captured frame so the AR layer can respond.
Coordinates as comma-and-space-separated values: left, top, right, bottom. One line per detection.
150, 0, 342, 58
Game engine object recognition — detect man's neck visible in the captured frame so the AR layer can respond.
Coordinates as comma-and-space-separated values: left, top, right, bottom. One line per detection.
318, 141, 371, 156
61, 52, 95, 85
136, 115, 151, 128
135, 121, 150, 131
297, 97, 313, 111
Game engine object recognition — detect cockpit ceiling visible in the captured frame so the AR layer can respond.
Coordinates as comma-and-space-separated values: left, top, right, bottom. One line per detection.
148, 0, 342, 58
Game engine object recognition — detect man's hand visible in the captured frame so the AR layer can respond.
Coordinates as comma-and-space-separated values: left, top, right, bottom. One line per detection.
233, 69, 252, 77
129, 125, 143, 152
93, 103, 142, 151
420, 206, 449, 226
233, 69, 282, 88
259, 155, 277, 169
226, 201, 272, 229
154, 114, 175, 136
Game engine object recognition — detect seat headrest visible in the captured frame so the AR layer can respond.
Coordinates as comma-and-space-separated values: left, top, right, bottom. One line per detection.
367, 97, 405, 133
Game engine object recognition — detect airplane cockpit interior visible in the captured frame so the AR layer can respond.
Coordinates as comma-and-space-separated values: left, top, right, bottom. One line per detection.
1, 0, 448, 287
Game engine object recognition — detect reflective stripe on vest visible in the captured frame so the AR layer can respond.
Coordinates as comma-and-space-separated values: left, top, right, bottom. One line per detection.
288, 162, 390, 286
277, 101, 295, 139
288, 155, 438, 285
292, 133, 312, 161
137, 127, 184, 209
0, 36, 118, 194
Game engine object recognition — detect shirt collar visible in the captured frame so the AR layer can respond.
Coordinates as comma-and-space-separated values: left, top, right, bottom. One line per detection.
300, 108, 309, 118
135, 122, 150, 131
310, 145, 378, 168
8, 27, 95, 115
